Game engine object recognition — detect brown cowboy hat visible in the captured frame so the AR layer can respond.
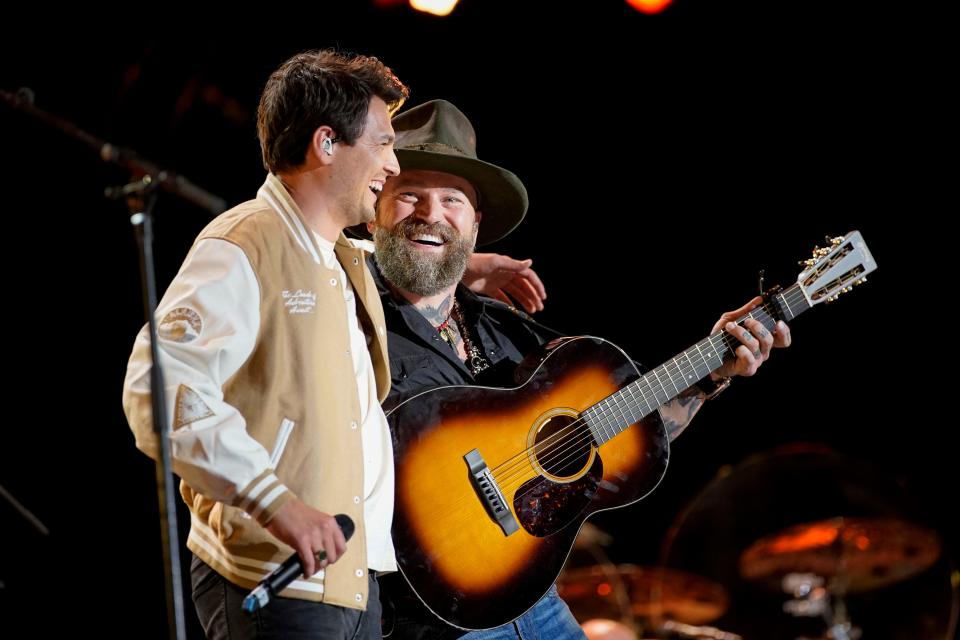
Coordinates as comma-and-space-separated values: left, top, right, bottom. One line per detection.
390, 99, 528, 246
349, 100, 528, 245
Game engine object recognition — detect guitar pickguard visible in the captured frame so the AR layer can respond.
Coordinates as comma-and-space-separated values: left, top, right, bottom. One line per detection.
514, 455, 603, 537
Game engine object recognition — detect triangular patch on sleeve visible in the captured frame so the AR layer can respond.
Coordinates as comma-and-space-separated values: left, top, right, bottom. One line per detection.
174, 384, 215, 429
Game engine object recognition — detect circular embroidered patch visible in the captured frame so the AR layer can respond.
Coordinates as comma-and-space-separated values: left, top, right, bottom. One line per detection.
159, 307, 202, 343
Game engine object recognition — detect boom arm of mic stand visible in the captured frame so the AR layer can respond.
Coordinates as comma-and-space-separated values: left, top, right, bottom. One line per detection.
2, 87, 227, 214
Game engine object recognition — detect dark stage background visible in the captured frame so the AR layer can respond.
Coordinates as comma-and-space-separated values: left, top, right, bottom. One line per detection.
1, 4, 951, 638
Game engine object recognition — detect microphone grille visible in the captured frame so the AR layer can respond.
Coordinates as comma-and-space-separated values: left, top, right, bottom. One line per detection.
334, 514, 356, 541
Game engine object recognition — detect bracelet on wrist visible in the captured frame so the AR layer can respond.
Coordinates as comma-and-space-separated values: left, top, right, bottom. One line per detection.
697, 375, 731, 400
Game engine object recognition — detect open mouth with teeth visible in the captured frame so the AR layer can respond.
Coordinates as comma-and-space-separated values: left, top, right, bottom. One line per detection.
408, 233, 446, 248
369, 181, 383, 196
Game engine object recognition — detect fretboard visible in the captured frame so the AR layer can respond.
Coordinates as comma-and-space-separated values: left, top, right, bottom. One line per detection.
582, 284, 810, 445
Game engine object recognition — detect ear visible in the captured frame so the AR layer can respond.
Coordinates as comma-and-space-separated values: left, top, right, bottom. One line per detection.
311, 126, 338, 165
471, 210, 483, 243
366, 221, 376, 235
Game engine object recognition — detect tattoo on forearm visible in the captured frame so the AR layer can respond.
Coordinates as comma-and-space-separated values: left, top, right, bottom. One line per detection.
676, 395, 697, 407
676, 386, 700, 407
663, 417, 681, 440
663, 390, 704, 441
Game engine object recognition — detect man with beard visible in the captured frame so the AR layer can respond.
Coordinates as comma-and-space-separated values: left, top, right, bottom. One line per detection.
366, 100, 792, 640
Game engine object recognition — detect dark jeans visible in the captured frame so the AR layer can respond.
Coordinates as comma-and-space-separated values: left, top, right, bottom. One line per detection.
191, 554, 382, 640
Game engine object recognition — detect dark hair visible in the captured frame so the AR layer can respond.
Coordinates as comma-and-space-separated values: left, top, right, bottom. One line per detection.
257, 49, 409, 173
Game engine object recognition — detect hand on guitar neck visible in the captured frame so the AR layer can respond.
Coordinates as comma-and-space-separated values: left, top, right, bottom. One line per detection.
657, 295, 792, 442
710, 295, 793, 381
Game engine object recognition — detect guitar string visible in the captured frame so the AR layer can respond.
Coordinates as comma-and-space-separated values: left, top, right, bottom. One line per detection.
427, 290, 804, 529
419, 302, 786, 529
505, 301, 797, 500
491, 308, 781, 509
487, 299, 791, 494
427, 290, 805, 522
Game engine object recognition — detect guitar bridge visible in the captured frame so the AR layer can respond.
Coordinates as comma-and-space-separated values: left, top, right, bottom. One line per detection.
464, 448, 519, 537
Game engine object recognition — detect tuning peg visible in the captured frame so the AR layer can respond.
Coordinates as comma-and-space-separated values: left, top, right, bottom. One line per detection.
854, 277, 867, 286
829, 235, 845, 246
799, 258, 818, 268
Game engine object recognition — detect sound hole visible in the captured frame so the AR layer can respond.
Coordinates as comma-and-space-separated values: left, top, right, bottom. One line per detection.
534, 415, 592, 479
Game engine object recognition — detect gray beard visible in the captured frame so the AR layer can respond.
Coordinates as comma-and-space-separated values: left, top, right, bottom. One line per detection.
373, 219, 475, 296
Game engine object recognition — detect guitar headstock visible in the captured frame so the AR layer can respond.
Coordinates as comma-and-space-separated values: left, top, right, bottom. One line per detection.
797, 231, 877, 305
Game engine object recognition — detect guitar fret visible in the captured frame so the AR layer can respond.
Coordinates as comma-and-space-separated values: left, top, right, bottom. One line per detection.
710, 334, 729, 363
612, 390, 630, 436
696, 339, 720, 372
600, 407, 612, 442
590, 406, 606, 444
665, 359, 682, 396
650, 367, 671, 405
584, 407, 604, 446
641, 379, 658, 419
581, 407, 594, 443
632, 381, 650, 423
597, 396, 613, 441
691, 342, 708, 379
678, 353, 698, 387
779, 289, 795, 321
600, 407, 612, 443
601, 396, 617, 440
622, 388, 636, 430
698, 344, 714, 377
604, 402, 616, 441
627, 382, 647, 424
611, 394, 624, 430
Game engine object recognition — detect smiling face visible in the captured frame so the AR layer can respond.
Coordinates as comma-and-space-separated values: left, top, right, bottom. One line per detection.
328, 96, 400, 227
372, 169, 481, 296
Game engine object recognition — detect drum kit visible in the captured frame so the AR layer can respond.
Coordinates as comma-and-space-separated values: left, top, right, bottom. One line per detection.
557, 449, 956, 640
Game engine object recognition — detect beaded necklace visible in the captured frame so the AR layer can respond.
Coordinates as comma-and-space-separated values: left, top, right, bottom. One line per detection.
437, 299, 489, 376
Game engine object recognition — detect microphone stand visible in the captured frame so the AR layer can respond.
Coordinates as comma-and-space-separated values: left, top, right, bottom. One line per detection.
2, 87, 228, 640
125, 179, 188, 640
0, 483, 50, 593
0, 483, 51, 537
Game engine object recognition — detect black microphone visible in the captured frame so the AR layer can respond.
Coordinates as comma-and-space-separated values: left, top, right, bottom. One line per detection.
242, 513, 355, 612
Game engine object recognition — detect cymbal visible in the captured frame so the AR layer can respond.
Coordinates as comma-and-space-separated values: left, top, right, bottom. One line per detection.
574, 522, 614, 549
739, 516, 941, 593
557, 564, 729, 625
581, 619, 640, 640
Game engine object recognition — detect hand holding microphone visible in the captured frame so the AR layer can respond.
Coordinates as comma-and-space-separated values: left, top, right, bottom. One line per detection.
243, 509, 355, 612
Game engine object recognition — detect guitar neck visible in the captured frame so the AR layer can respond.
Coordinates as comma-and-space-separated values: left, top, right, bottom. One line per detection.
583, 284, 810, 445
